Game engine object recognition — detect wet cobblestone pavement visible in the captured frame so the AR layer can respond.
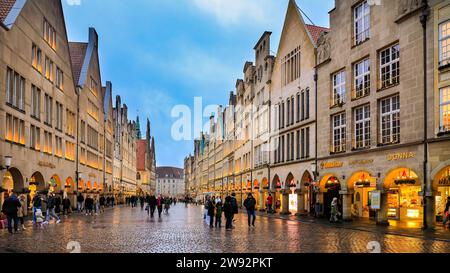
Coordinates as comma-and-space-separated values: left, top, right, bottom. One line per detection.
0, 205, 449, 253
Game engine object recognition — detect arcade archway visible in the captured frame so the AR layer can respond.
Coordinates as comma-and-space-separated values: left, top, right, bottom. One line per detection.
347, 171, 376, 219
320, 174, 342, 218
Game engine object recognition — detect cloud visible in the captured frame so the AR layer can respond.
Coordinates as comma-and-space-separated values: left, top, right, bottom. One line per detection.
191, 0, 277, 27
66, 0, 81, 6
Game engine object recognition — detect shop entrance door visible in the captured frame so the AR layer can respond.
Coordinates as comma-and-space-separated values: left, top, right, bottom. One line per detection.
324, 187, 341, 219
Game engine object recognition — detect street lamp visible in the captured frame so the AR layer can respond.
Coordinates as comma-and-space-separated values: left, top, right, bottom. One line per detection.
0, 156, 12, 171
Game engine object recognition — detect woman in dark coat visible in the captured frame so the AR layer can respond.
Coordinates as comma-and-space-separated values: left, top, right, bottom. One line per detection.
223, 196, 234, 231
206, 197, 215, 228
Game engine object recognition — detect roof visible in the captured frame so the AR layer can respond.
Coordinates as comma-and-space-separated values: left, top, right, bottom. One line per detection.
0, 0, 16, 23
68, 42, 88, 85
305, 24, 329, 44
156, 167, 183, 179
136, 140, 147, 171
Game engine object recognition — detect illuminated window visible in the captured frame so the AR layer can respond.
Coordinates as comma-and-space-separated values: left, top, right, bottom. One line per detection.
44, 94, 53, 125
56, 67, 64, 90
87, 99, 99, 121
44, 57, 53, 82
353, 58, 370, 99
332, 70, 346, 106
354, 105, 371, 149
5, 114, 24, 145
332, 112, 346, 153
31, 85, 41, 119
44, 131, 52, 154
440, 86, 450, 132
66, 109, 75, 137
32, 44, 42, 72
43, 19, 56, 49
56, 102, 63, 131
380, 95, 400, 144
379, 44, 400, 89
6, 67, 25, 110
30, 125, 40, 151
353, 1, 370, 45
55, 136, 63, 157
90, 77, 98, 97
439, 20, 450, 67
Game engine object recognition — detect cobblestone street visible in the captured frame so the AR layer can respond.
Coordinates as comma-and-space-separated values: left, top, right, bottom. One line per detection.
0, 204, 449, 253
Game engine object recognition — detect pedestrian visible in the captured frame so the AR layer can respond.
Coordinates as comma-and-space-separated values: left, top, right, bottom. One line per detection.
94, 196, 99, 215
106, 196, 111, 208
35, 208, 45, 229
267, 193, 273, 214
44, 193, 61, 224
244, 193, 257, 227
230, 193, 238, 229
77, 193, 84, 213
223, 196, 234, 231
330, 197, 340, 223
206, 196, 215, 228
443, 197, 450, 228
1, 192, 21, 234
111, 196, 115, 207
149, 194, 157, 217
99, 195, 105, 213
54, 194, 62, 215
18, 194, 27, 230
164, 196, 171, 214
62, 196, 71, 216
85, 195, 94, 216
215, 200, 223, 228
156, 195, 164, 218
140, 196, 145, 210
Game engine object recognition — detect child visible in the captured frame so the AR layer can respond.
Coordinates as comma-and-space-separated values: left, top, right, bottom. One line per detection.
215, 201, 223, 228
35, 209, 45, 228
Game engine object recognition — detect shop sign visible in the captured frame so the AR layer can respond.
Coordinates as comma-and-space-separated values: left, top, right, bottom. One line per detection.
320, 161, 344, 169
387, 152, 416, 161
38, 161, 56, 169
349, 159, 374, 166
371, 190, 381, 210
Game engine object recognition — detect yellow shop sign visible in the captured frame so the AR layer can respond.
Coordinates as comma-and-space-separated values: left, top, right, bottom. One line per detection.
320, 161, 344, 169
387, 152, 416, 161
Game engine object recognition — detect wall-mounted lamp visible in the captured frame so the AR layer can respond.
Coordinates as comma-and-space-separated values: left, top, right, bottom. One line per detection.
0, 156, 12, 171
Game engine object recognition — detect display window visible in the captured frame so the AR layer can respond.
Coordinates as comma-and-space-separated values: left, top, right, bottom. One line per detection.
434, 166, 450, 222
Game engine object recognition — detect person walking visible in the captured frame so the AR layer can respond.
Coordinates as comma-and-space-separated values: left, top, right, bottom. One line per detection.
267, 194, 273, 214
140, 196, 145, 210
111, 196, 115, 207
17, 194, 27, 230
330, 197, 340, 223
99, 195, 105, 213
44, 193, 61, 224
164, 196, 171, 214
223, 196, 234, 231
148, 194, 157, 217
85, 195, 94, 216
31, 192, 42, 225
77, 193, 84, 213
93, 196, 100, 215
156, 195, 163, 218
443, 197, 450, 228
2, 193, 21, 234
62, 196, 71, 216
206, 196, 215, 228
244, 193, 257, 227
54, 195, 62, 215
215, 199, 223, 228
230, 193, 238, 229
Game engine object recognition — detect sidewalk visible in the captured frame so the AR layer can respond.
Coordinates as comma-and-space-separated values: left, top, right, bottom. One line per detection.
250, 210, 450, 242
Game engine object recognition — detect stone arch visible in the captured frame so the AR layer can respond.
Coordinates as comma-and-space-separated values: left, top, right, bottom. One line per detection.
431, 160, 450, 190
30, 171, 46, 192
253, 179, 260, 190
384, 167, 420, 189
1, 167, 24, 193
319, 173, 340, 191
262, 178, 269, 190
50, 175, 62, 193
272, 174, 281, 190
285, 172, 295, 189
347, 171, 373, 192
300, 171, 313, 189
65, 177, 74, 193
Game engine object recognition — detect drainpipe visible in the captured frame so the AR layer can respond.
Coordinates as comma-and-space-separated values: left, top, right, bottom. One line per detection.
75, 87, 80, 193
420, 0, 429, 230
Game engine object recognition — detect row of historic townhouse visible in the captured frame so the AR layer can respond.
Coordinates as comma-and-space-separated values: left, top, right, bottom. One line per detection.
0, 0, 138, 209
185, 0, 450, 229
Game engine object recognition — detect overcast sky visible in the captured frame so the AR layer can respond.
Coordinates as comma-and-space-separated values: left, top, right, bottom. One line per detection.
62, 0, 334, 168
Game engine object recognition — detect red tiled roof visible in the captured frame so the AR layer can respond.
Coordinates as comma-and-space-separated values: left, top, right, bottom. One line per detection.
0, 0, 16, 23
136, 140, 146, 171
68, 42, 88, 85
156, 167, 183, 179
305, 24, 329, 44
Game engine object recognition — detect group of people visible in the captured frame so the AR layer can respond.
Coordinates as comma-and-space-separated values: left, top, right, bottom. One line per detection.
141, 194, 174, 218
205, 193, 258, 230
75, 193, 112, 216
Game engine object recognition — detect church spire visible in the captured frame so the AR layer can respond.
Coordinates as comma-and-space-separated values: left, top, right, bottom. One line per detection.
136, 111, 142, 139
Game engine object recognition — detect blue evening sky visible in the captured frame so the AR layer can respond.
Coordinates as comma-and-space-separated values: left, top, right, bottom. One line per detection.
61, 0, 334, 168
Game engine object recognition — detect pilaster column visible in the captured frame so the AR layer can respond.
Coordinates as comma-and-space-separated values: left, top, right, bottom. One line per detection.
258, 191, 265, 211
295, 189, 305, 216
376, 190, 389, 226
425, 190, 437, 229
280, 190, 290, 215
340, 191, 352, 221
